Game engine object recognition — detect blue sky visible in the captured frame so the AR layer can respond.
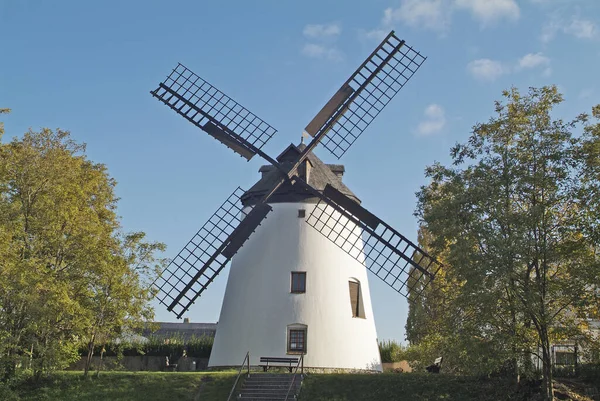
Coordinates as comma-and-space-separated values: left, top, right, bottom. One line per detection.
1, 0, 599, 343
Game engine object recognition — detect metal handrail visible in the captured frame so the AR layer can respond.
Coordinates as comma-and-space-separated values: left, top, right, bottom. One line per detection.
284, 354, 304, 401
226, 351, 250, 401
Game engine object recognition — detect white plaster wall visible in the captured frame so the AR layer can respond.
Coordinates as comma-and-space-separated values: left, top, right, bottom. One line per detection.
208, 202, 382, 371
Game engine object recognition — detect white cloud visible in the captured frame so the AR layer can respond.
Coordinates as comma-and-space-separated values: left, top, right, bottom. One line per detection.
467, 59, 508, 81
578, 88, 594, 100
417, 104, 446, 136
565, 18, 597, 39
454, 0, 520, 25
301, 43, 343, 62
425, 104, 445, 119
467, 53, 552, 81
541, 21, 558, 43
303, 23, 341, 40
541, 16, 597, 43
517, 52, 550, 69
361, 29, 388, 41
367, 0, 519, 34
301, 22, 343, 62
382, 1, 451, 32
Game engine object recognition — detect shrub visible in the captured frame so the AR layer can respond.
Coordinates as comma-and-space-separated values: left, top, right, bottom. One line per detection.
0, 382, 20, 401
576, 363, 600, 385
80, 335, 214, 359
378, 340, 407, 363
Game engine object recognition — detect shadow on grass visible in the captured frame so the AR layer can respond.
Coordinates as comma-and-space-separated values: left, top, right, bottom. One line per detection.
15, 371, 237, 401
298, 373, 527, 401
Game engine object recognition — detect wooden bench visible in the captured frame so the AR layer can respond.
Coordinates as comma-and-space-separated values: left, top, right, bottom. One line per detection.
259, 356, 299, 372
426, 356, 443, 373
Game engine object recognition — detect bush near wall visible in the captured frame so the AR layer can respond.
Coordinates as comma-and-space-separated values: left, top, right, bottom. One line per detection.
378, 340, 407, 363
577, 363, 600, 386
81, 335, 213, 359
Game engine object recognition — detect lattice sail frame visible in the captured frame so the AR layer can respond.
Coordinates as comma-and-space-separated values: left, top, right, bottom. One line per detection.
153, 187, 270, 318
151, 64, 277, 160
304, 31, 426, 159
305, 185, 442, 299
150, 31, 440, 317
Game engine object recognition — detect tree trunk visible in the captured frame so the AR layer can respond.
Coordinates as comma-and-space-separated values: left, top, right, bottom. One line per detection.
28, 343, 33, 370
95, 345, 105, 378
83, 336, 95, 377
540, 331, 554, 401
508, 286, 520, 385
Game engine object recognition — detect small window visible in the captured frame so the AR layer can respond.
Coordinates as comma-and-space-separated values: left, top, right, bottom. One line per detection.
349, 279, 365, 318
291, 272, 306, 293
555, 351, 576, 366
288, 327, 307, 353
298, 209, 306, 218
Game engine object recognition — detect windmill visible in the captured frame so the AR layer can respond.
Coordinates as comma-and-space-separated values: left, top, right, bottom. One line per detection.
150, 31, 442, 371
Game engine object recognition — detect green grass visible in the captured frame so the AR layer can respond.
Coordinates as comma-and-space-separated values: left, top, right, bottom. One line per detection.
12, 371, 237, 401
298, 373, 527, 401
6, 370, 596, 401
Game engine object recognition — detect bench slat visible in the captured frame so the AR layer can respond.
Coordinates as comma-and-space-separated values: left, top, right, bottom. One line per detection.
260, 357, 298, 363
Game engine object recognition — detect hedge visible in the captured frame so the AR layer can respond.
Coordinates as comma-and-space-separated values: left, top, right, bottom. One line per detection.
81, 335, 213, 359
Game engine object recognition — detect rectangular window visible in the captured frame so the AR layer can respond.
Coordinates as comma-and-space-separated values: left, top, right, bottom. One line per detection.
291, 272, 306, 293
349, 281, 360, 317
298, 209, 306, 218
555, 352, 576, 366
348, 280, 365, 318
288, 328, 306, 353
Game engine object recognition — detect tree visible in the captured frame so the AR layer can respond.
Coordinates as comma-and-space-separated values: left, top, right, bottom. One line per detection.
0, 126, 166, 379
82, 232, 166, 376
406, 227, 518, 377
414, 86, 600, 400
0, 109, 9, 136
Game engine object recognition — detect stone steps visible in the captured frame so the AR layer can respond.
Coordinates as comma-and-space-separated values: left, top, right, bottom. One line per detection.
236, 373, 303, 401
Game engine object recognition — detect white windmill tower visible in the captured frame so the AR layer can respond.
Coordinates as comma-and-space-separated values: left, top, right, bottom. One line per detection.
150, 31, 443, 371
209, 143, 381, 370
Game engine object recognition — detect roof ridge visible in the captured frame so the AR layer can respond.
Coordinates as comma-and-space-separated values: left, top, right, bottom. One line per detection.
241, 143, 359, 205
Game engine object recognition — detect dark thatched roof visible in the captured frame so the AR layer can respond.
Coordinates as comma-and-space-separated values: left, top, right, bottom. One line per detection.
241, 143, 359, 206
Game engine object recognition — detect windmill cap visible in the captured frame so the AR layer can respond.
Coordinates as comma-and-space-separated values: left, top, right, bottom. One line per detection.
241, 143, 360, 206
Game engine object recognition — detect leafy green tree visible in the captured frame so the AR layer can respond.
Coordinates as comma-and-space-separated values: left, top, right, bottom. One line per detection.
0, 109, 9, 136
83, 232, 166, 376
0, 127, 166, 379
414, 86, 600, 400
406, 227, 516, 377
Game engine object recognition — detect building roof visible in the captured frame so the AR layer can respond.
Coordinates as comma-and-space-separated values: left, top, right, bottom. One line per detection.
241, 143, 359, 206
142, 322, 217, 341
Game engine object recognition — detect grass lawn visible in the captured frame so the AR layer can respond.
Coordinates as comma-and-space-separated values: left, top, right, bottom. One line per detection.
6, 371, 597, 401
12, 371, 237, 401
299, 373, 533, 401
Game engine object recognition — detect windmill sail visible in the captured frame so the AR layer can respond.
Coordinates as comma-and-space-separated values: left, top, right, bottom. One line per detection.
151, 63, 277, 160
304, 31, 426, 159
149, 31, 440, 321
305, 184, 442, 299
153, 187, 271, 318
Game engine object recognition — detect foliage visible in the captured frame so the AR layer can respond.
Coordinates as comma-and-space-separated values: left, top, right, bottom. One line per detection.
576, 363, 600, 386
82, 230, 167, 375
0, 384, 20, 401
0, 128, 166, 380
82, 335, 214, 359
0, 108, 9, 136
378, 340, 406, 363
412, 86, 600, 399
